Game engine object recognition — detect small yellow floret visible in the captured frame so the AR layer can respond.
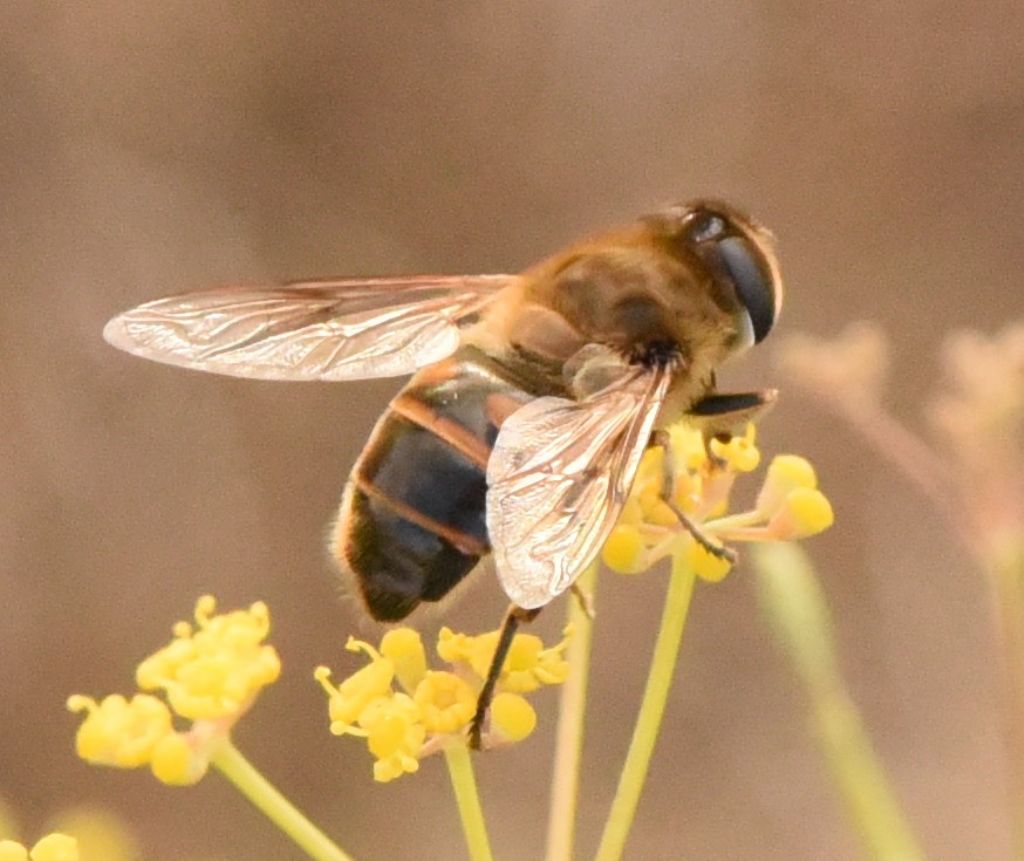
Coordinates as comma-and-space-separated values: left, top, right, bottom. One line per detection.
29, 834, 77, 861
710, 424, 761, 472
436, 628, 499, 680
668, 423, 708, 472
380, 628, 427, 693
48, 806, 139, 861
413, 671, 475, 733
149, 732, 207, 786
490, 693, 537, 742
503, 635, 545, 692
361, 694, 421, 753
602, 524, 647, 574
314, 658, 394, 732
684, 539, 733, 583
373, 754, 420, 783
756, 455, 818, 516
437, 625, 571, 690
769, 488, 835, 539
435, 627, 478, 666
136, 597, 281, 721
0, 841, 28, 861
67, 694, 173, 769
358, 694, 426, 783
502, 631, 571, 692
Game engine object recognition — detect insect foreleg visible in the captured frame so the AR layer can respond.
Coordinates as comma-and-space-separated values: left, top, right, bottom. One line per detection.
469, 603, 542, 750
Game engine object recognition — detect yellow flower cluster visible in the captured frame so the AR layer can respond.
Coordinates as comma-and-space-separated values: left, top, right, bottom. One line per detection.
603, 422, 833, 580
68, 597, 280, 786
0, 834, 76, 861
315, 625, 570, 782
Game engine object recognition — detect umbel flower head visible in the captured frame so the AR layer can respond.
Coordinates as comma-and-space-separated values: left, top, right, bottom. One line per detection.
68, 596, 280, 786
135, 595, 281, 720
316, 625, 570, 782
0, 834, 77, 861
603, 421, 833, 580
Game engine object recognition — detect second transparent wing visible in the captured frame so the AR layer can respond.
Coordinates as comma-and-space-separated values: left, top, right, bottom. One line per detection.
486, 363, 673, 608
103, 274, 511, 381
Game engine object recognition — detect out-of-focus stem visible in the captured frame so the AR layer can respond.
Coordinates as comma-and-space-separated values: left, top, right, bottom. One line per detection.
545, 561, 598, 861
594, 555, 697, 861
211, 741, 354, 861
753, 542, 923, 861
986, 539, 1024, 859
444, 741, 494, 861
823, 397, 962, 533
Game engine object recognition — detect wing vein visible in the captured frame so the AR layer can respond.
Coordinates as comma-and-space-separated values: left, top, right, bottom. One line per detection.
486, 360, 673, 608
104, 275, 511, 381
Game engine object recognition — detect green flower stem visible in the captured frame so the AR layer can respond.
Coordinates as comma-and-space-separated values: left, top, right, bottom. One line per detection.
753, 542, 923, 861
210, 741, 354, 861
986, 538, 1024, 859
444, 741, 494, 861
545, 560, 599, 861
595, 554, 697, 861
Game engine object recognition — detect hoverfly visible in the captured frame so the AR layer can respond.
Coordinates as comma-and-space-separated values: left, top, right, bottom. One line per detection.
104, 200, 783, 746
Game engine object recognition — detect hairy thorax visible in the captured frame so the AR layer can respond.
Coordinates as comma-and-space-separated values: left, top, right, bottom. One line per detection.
466, 242, 741, 423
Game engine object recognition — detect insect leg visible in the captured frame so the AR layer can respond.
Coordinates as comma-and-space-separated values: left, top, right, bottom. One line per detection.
652, 430, 738, 564
685, 389, 777, 438
469, 603, 542, 750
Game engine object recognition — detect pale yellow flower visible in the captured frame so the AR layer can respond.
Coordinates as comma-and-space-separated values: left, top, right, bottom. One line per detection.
317, 623, 570, 779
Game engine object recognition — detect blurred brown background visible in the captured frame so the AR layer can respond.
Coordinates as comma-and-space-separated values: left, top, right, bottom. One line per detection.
3, 2, 1023, 859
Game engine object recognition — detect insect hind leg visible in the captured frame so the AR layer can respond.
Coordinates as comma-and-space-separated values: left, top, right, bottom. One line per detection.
469, 603, 542, 749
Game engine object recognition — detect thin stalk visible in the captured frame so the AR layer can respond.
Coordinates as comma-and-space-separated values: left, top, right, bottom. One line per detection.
703, 509, 765, 532
444, 741, 494, 861
594, 555, 697, 861
545, 560, 599, 861
807, 394, 965, 544
986, 540, 1024, 859
210, 741, 354, 861
753, 542, 923, 861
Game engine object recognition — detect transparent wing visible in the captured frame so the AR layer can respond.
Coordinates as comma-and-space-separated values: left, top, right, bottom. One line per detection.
486, 363, 673, 608
103, 274, 511, 381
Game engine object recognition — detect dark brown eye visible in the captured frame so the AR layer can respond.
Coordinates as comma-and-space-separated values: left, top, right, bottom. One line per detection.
712, 235, 776, 343
686, 211, 727, 244
664, 201, 781, 344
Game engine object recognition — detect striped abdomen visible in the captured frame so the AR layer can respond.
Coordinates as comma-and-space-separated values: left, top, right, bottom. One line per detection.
333, 347, 551, 621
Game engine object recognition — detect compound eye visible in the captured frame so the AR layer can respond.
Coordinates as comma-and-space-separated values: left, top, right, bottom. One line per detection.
713, 235, 777, 343
685, 210, 727, 244
668, 201, 782, 344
